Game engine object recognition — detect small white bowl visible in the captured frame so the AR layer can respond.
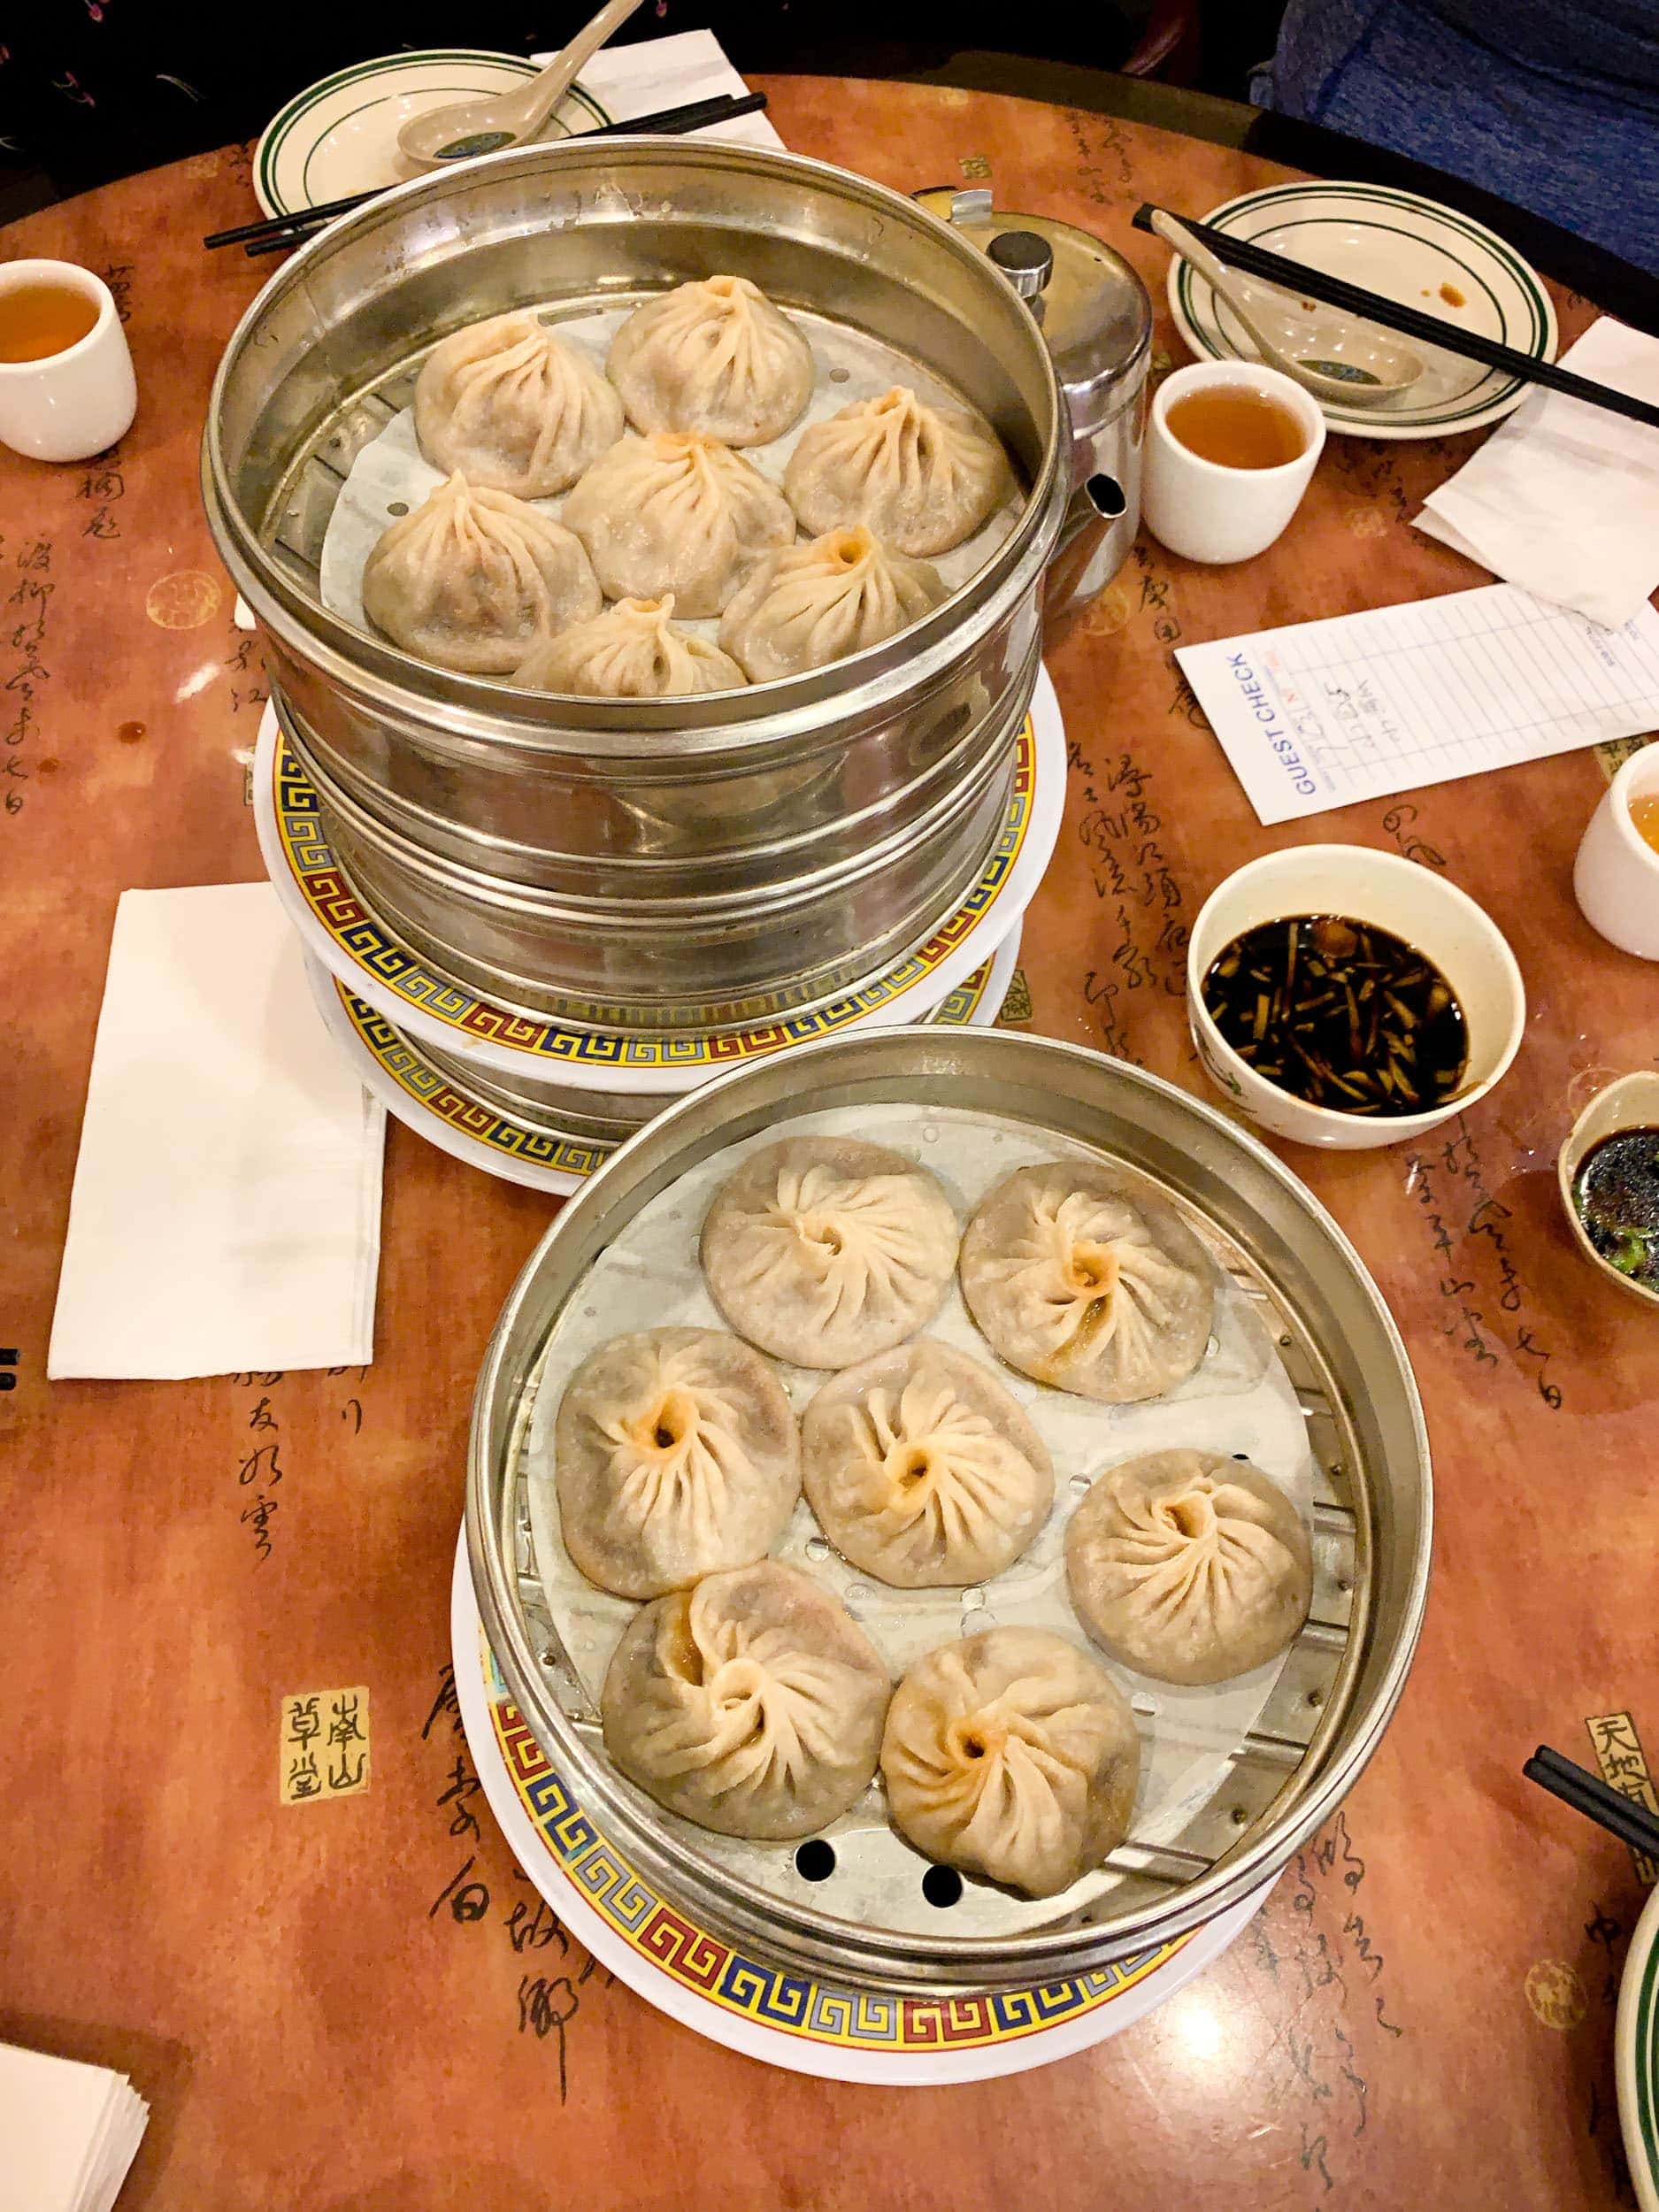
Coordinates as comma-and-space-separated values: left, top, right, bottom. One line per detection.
1187, 845, 1526, 1150
1556, 1070, 1659, 1310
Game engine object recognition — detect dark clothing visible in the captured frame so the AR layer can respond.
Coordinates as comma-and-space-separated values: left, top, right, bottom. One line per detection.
1259, 0, 1659, 274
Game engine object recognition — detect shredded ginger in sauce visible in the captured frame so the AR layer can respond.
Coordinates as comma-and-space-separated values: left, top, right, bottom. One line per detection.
1202, 914, 1469, 1117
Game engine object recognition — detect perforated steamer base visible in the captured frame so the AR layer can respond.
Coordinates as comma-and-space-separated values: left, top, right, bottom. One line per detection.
450, 1540, 1275, 2085
466, 1027, 1429, 1998
499, 1127, 1364, 1949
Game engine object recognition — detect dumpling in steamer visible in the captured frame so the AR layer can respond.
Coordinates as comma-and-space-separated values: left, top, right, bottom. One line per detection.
602, 1561, 891, 1839
701, 1137, 959, 1370
802, 1342, 1053, 1586
881, 1628, 1141, 1898
959, 1163, 1216, 1403
414, 311, 624, 498
361, 472, 601, 675
515, 595, 744, 697
552, 1327, 799, 1600
1066, 1448, 1312, 1686
562, 434, 795, 616
718, 527, 947, 683
784, 386, 1010, 556
608, 274, 814, 447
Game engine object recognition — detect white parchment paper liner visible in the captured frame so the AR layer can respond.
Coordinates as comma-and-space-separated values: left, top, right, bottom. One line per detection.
519, 1102, 1313, 1937
319, 305, 1022, 657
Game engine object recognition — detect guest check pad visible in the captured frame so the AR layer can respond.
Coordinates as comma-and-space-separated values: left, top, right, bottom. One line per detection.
1177, 583, 1659, 826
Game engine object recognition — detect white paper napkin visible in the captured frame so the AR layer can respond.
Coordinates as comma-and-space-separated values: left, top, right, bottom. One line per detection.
48, 884, 385, 1381
0, 2043, 148, 2212
1416, 317, 1659, 629
536, 27, 787, 148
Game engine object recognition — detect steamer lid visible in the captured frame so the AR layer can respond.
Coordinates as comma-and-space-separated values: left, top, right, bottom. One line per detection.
915, 186, 1152, 430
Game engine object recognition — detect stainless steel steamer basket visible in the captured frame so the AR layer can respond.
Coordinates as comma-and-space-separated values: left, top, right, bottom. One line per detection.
411, 933, 1014, 1145
420, 1032, 643, 1145
467, 1031, 1432, 1995
279, 686, 1019, 1031
204, 141, 1069, 1032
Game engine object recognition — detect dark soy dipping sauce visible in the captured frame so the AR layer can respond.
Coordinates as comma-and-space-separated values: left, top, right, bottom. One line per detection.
1572, 1128, 1659, 1289
1202, 913, 1469, 1117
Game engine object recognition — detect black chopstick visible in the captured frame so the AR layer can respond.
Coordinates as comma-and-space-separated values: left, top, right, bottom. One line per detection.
1524, 1744, 1659, 1857
209, 91, 768, 254
1133, 202, 1659, 434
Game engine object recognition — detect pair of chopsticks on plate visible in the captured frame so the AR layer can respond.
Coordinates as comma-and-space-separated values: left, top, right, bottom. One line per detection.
1133, 201, 1659, 434
206, 90, 769, 258
1525, 1742, 1659, 1860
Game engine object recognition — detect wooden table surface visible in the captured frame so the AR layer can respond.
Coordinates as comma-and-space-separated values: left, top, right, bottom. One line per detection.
2, 74, 1655, 2211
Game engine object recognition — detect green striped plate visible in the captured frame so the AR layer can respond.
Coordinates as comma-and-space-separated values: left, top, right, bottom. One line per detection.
1167, 180, 1558, 441
1620, 1884, 1659, 2212
254, 50, 611, 218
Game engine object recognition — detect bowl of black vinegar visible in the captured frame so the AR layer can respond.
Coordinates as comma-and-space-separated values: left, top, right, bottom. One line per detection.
1187, 845, 1526, 1150
1558, 1071, 1659, 1310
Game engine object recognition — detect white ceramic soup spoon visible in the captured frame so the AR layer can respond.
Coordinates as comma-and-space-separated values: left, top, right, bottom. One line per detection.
1153, 210, 1425, 408
396, 0, 645, 169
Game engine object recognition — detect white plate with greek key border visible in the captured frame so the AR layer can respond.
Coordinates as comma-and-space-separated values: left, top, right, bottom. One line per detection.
449, 1538, 1274, 2084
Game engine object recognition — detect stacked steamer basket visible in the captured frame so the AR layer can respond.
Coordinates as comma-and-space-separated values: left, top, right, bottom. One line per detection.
205, 142, 1150, 1192
464, 1032, 1432, 2082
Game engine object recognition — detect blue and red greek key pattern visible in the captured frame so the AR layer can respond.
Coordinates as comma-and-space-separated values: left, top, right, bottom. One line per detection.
273, 726, 1034, 1070
923, 950, 995, 1028
336, 948, 998, 1183
334, 987, 612, 1176
483, 1683, 1191, 2051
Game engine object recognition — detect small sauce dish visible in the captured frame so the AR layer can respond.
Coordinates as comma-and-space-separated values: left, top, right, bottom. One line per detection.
1187, 845, 1526, 1149
1556, 1071, 1659, 1310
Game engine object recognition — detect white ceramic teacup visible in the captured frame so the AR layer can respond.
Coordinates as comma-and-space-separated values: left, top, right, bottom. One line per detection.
1573, 746, 1659, 960
0, 260, 137, 464
1142, 360, 1325, 565
1187, 845, 1526, 1149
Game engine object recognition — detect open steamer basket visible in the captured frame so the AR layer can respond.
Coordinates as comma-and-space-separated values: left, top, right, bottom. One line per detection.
204, 139, 1075, 1035
467, 1031, 1432, 1995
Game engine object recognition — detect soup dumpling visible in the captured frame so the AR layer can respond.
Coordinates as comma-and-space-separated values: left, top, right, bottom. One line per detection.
602, 1561, 891, 1839
415, 311, 624, 498
562, 433, 795, 616
785, 385, 1010, 556
959, 1162, 1216, 1403
608, 274, 814, 447
802, 1341, 1052, 1586
1066, 1448, 1312, 1685
881, 1627, 1141, 1898
718, 526, 947, 683
701, 1136, 958, 1369
361, 472, 601, 675
552, 1326, 799, 1599
516, 595, 745, 697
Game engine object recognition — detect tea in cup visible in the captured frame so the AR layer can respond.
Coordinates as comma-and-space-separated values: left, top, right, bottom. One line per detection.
1142, 361, 1325, 565
0, 260, 136, 464
1574, 744, 1659, 960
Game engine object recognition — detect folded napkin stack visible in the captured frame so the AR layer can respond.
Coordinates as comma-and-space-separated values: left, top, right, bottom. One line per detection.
0, 2042, 148, 2212
1416, 316, 1659, 631
48, 883, 385, 1381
